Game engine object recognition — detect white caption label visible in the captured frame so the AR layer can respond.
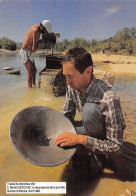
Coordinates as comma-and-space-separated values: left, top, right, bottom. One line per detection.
6, 182, 66, 194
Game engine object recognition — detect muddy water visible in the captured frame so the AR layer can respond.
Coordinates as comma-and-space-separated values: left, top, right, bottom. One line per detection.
0, 86, 67, 196
0, 53, 66, 196
0, 53, 136, 196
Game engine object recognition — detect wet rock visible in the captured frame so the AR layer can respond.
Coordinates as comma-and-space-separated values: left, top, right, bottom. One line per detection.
40, 68, 66, 97
3, 67, 14, 70
5, 70, 20, 75
40, 69, 114, 96
103, 60, 110, 63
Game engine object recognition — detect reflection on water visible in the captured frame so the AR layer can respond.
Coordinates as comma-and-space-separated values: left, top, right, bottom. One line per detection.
0, 85, 66, 196
0, 53, 136, 196
0, 52, 47, 89
114, 74, 136, 116
0, 53, 66, 196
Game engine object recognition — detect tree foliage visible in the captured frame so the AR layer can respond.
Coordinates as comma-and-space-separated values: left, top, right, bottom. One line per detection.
55, 26, 136, 55
0, 37, 16, 50
1, 26, 136, 55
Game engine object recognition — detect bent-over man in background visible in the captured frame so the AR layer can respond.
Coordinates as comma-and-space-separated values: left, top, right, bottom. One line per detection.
55, 47, 126, 178
20, 20, 60, 87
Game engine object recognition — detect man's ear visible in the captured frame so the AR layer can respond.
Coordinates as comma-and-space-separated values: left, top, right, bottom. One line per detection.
86, 66, 93, 75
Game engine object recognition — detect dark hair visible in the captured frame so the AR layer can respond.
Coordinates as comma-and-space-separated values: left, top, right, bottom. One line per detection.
62, 47, 93, 73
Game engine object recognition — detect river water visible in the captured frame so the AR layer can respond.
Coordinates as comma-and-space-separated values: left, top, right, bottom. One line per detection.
0, 52, 136, 196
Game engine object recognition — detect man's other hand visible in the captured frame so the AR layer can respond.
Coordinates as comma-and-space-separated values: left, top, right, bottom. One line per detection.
55, 132, 87, 147
55, 33, 60, 38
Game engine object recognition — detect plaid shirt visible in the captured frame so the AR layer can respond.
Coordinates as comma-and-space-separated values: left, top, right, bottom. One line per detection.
63, 75, 126, 155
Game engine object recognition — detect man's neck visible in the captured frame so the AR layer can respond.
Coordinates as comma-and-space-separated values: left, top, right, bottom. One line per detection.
80, 74, 93, 93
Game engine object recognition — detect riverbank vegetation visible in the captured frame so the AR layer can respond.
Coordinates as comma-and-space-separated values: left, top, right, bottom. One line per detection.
1, 26, 136, 56
55, 27, 136, 56
0, 37, 16, 50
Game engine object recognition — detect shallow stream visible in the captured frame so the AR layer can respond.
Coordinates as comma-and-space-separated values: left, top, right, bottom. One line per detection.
0, 52, 136, 196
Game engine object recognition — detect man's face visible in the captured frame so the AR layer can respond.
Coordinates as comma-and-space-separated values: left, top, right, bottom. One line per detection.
41, 26, 48, 34
63, 60, 92, 92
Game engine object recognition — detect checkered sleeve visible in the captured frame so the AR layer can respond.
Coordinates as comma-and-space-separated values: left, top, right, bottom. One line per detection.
63, 86, 76, 123
85, 93, 125, 155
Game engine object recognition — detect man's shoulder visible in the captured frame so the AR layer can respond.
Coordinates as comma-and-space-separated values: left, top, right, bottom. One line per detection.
95, 76, 112, 88
93, 77, 112, 92
94, 77, 118, 101
28, 24, 39, 33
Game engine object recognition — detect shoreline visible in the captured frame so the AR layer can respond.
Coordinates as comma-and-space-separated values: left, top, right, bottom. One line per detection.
1, 49, 136, 74
92, 53, 136, 74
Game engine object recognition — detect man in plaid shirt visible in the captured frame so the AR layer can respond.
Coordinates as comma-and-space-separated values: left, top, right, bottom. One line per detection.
55, 47, 125, 177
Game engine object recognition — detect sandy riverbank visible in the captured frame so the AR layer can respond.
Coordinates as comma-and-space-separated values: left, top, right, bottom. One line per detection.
90, 53, 136, 196
94, 54, 136, 196
92, 53, 136, 74
91, 53, 136, 143
77, 53, 136, 196
1, 49, 136, 74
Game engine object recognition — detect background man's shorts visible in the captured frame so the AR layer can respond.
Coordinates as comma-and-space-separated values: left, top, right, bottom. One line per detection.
20, 48, 35, 65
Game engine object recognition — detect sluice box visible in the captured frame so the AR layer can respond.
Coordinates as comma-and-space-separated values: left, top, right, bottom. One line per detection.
46, 55, 62, 69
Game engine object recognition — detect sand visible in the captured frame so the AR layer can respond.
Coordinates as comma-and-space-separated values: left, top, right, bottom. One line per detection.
92, 53, 136, 74
90, 53, 136, 196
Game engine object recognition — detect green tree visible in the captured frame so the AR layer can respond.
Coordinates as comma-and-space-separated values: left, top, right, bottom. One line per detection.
1, 37, 16, 50
130, 27, 136, 38
126, 40, 133, 54
111, 42, 120, 52
70, 37, 90, 48
56, 39, 70, 51
114, 28, 131, 42
91, 39, 98, 48
55, 26, 136, 55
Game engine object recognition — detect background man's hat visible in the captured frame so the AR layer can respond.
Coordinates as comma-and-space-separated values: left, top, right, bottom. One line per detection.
9, 106, 76, 167
41, 20, 52, 33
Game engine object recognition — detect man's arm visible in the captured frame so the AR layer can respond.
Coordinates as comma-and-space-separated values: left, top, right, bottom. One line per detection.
55, 33, 60, 38
32, 31, 40, 52
55, 96, 125, 155
85, 97, 125, 155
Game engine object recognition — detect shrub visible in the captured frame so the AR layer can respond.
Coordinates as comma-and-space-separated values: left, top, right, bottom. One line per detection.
1, 37, 16, 50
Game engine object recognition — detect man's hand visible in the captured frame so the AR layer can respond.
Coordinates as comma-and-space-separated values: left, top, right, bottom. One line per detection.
55, 33, 60, 38
55, 132, 87, 147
